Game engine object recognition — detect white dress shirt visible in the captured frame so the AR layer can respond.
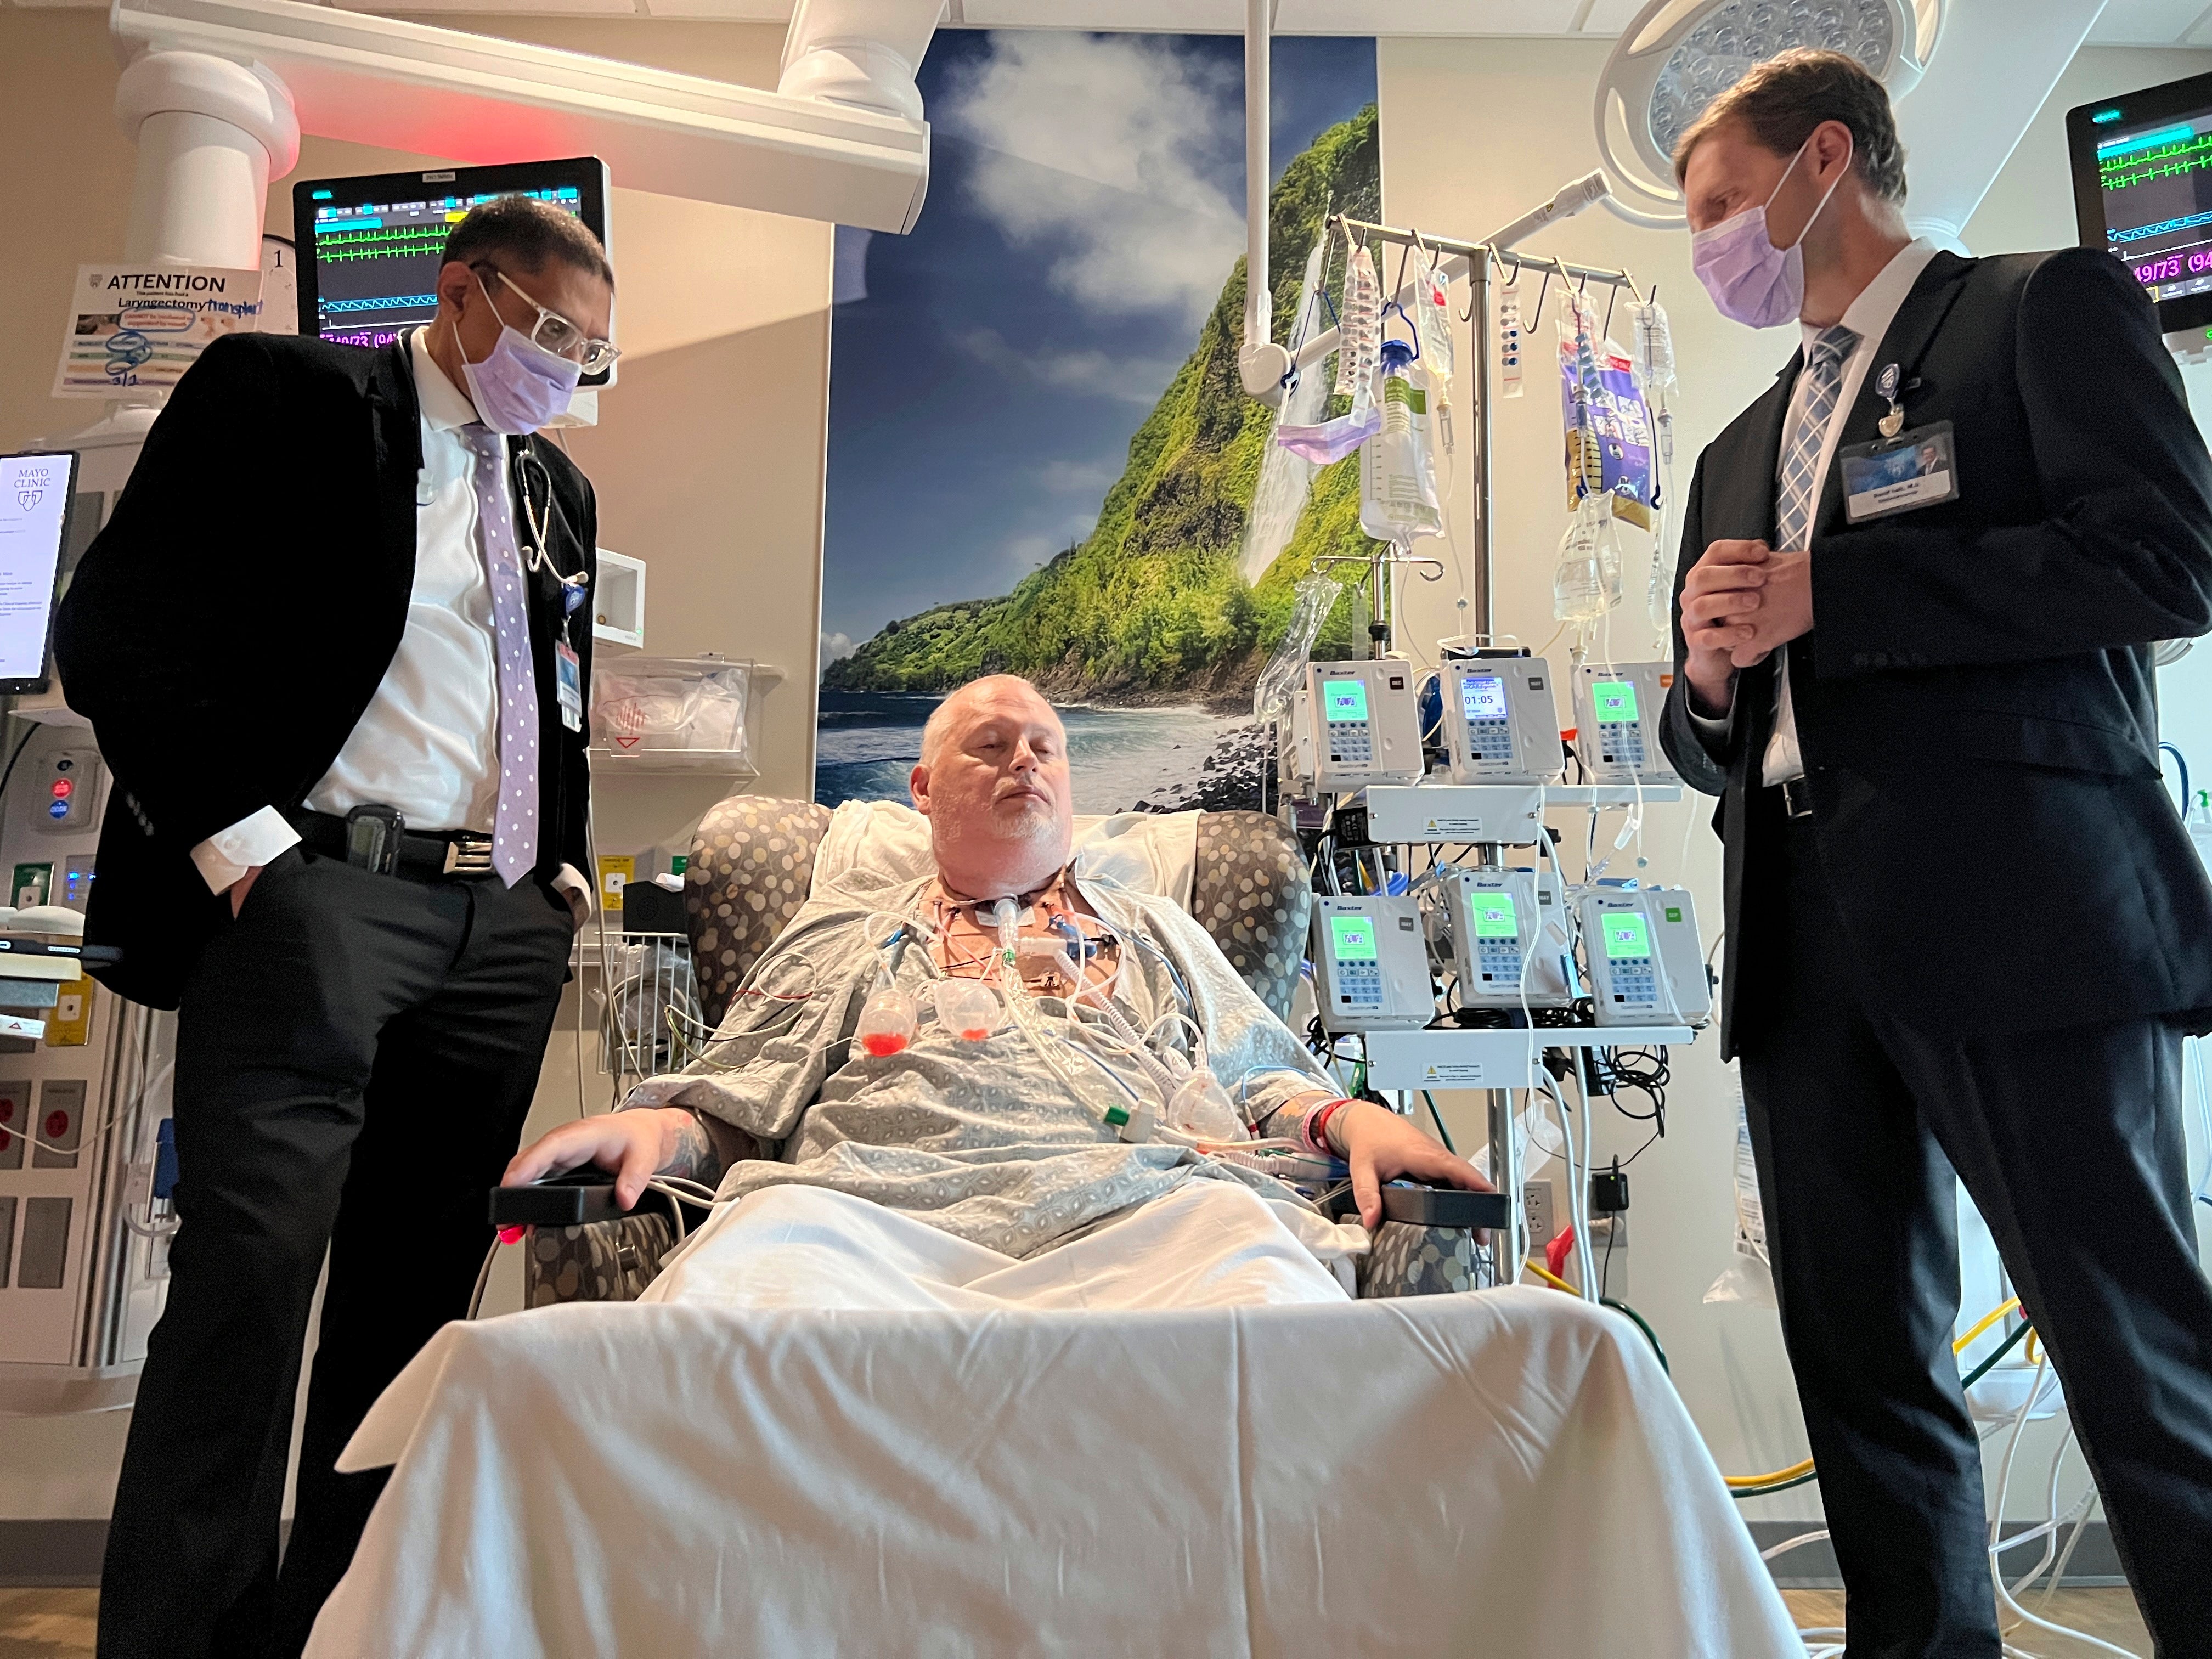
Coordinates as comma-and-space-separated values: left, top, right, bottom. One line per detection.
1695, 238, 1939, 785
191, 331, 589, 917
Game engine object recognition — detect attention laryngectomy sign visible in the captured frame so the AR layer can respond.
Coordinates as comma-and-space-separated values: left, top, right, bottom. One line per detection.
53, 264, 264, 399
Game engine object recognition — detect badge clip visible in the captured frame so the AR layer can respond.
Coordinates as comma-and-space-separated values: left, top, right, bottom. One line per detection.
1875, 362, 1904, 438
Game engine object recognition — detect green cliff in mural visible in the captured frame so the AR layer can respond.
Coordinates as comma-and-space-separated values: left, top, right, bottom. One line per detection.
823, 104, 1383, 705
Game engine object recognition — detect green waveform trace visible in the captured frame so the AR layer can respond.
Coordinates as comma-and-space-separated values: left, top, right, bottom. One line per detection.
2100, 132, 2212, 191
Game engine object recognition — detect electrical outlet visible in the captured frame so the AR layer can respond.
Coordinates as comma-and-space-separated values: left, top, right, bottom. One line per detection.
1523, 1178, 1556, 1252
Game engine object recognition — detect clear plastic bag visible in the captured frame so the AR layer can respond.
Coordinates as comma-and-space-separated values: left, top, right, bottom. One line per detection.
1252, 574, 1345, 727
590, 656, 753, 769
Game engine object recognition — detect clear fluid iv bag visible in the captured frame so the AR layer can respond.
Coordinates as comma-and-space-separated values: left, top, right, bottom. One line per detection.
1553, 493, 1625, 625
1253, 574, 1346, 727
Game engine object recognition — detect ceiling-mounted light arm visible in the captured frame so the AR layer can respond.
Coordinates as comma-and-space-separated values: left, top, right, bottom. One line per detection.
1238, 0, 1294, 402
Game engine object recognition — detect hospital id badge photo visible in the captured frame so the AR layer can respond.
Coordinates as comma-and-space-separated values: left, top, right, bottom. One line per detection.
555, 639, 584, 732
1838, 420, 1960, 523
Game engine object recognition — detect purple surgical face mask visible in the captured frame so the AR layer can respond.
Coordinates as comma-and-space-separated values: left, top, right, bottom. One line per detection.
1689, 134, 1849, 329
458, 276, 584, 434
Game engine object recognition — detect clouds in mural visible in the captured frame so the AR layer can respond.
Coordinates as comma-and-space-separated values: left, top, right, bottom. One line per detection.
940, 31, 1245, 326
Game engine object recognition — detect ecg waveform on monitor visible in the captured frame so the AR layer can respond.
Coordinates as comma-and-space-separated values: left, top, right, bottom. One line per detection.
312, 225, 452, 263
2100, 132, 2212, 191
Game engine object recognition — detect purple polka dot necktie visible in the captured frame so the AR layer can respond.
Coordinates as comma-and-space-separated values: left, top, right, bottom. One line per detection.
464, 426, 538, 885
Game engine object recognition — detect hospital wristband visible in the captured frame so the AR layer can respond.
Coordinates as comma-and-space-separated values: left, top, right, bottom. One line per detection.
1302, 1097, 1353, 1156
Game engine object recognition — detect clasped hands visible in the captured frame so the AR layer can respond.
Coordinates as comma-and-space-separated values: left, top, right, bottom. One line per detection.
1679, 540, 1813, 714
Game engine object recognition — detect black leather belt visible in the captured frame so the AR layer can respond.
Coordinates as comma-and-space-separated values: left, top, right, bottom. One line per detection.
1775, 776, 1815, 820
289, 810, 500, 879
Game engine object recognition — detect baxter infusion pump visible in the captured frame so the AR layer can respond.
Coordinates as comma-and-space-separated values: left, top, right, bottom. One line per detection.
1572, 662, 1680, 784
1438, 867, 1575, 1008
1290, 661, 1425, 791
1441, 658, 1561, 785
1311, 895, 1432, 1031
1579, 887, 1711, 1026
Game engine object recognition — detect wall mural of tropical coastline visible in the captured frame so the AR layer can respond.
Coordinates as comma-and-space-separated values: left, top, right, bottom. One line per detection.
817, 29, 1382, 815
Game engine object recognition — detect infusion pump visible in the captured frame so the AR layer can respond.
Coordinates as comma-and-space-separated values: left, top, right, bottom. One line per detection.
1311, 894, 1432, 1032
1286, 661, 1425, 792
1571, 662, 1681, 785
1441, 657, 1561, 785
1434, 866, 1575, 1008
1578, 887, 1711, 1026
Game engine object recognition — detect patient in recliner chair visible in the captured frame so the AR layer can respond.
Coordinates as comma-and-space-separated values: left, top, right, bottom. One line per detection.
505, 674, 1483, 1308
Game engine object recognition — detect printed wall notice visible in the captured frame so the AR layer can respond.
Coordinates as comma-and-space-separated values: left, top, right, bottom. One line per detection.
53, 265, 263, 398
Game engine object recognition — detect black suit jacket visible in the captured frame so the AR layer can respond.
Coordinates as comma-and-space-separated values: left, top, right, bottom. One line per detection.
54, 331, 597, 1009
1659, 247, 2212, 1056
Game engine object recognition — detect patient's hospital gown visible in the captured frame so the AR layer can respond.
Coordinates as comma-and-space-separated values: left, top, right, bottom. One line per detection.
622, 872, 1336, 1260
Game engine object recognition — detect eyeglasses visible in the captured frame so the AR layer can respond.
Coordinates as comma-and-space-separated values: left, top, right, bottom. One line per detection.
478, 265, 620, 376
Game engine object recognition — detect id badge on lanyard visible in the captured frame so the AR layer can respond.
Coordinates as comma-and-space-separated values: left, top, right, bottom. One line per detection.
555, 639, 584, 732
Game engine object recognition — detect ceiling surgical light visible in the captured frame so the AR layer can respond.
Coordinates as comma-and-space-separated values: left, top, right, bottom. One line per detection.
1593, 0, 1943, 228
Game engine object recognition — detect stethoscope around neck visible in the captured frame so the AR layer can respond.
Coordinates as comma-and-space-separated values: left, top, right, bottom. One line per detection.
510, 443, 590, 616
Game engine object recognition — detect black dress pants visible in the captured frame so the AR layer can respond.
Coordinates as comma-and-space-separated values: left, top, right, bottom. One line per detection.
97, 847, 574, 1659
1737, 794, 2212, 1659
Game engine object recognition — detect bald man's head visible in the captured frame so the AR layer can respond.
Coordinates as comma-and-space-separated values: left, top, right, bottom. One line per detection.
910, 676, 1073, 900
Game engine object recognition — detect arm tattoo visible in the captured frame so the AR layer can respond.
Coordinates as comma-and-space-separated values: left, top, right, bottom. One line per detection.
659, 1111, 726, 1186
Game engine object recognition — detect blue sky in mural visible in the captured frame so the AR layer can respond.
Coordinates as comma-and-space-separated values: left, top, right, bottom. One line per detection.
820, 31, 1379, 665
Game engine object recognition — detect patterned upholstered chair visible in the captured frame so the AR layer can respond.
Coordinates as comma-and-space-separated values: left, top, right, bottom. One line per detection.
521, 798, 1491, 1307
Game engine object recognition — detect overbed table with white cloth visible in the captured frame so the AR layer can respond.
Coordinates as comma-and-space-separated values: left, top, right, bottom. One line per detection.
307, 1263, 1798, 1656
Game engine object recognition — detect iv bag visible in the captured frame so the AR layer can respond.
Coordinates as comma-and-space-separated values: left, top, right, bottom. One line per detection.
1412, 245, 1457, 448
1359, 338, 1442, 543
1338, 240, 1382, 419
1628, 297, 1677, 407
1552, 493, 1624, 625
1252, 574, 1345, 727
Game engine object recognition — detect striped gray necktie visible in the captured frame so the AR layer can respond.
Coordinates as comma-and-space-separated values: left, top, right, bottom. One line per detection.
1776, 324, 1859, 550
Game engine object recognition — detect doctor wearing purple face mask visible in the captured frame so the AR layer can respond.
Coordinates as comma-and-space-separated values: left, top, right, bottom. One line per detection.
1652, 50, 2212, 1659
58, 195, 621, 1659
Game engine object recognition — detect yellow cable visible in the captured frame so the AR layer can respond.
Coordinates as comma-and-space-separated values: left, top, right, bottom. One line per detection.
1956, 1297, 2022, 1354
1522, 1265, 2028, 1491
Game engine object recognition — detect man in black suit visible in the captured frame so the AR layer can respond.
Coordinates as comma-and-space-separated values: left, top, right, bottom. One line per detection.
1662, 50, 2212, 1656
56, 195, 611, 1658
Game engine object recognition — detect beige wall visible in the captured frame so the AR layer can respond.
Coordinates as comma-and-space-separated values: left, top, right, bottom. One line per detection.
0, 8, 828, 1520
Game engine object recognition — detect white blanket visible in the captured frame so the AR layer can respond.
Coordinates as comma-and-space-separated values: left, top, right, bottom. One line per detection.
309, 1184, 1799, 1658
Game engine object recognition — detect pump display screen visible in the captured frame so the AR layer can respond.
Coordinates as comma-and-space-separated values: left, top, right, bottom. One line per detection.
1601, 912, 1651, 960
292, 158, 608, 363
1322, 679, 1370, 723
1330, 915, 1378, 961
1470, 892, 1519, 938
1460, 674, 1508, 721
1592, 681, 1640, 723
0, 453, 76, 692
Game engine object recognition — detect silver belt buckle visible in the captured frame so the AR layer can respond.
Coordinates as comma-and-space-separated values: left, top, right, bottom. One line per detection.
442, 835, 495, 874
1779, 777, 1815, 820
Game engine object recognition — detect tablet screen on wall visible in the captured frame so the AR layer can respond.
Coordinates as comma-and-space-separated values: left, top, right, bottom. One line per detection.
0, 453, 80, 695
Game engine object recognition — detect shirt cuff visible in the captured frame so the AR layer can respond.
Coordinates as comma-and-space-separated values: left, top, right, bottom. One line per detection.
189, 807, 301, 895
551, 863, 593, 929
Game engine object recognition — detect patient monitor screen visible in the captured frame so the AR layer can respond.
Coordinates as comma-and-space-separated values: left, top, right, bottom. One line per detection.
2068, 71, 2212, 337
0, 453, 74, 691
1602, 912, 1651, 960
1329, 915, 1378, 961
295, 157, 608, 353
1460, 674, 1508, 721
1322, 679, 1370, 723
2090, 110, 2212, 306
1592, 681, 1640, 723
